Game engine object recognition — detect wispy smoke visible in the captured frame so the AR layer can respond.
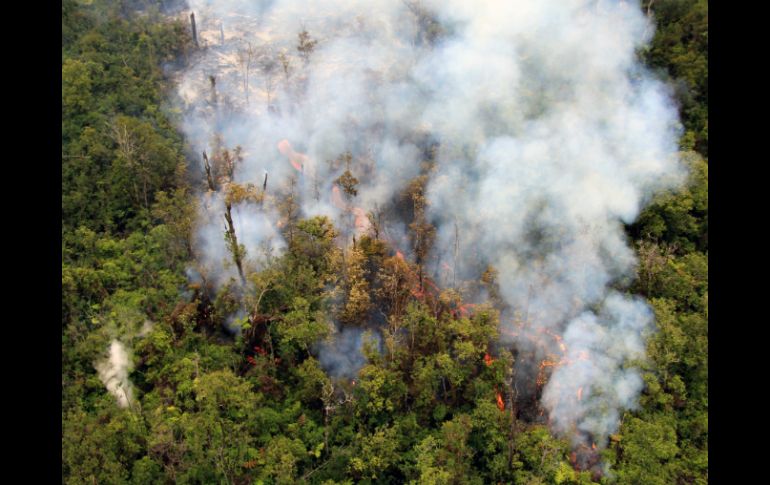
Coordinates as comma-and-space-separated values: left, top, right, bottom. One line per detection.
315, 325, 381, 379
94, 340, 134, 409
175, 0, 683, 449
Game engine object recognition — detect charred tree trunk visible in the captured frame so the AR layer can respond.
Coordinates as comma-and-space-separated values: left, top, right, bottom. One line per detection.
190, 13, 199, 48
209, 75, 218, 107
261, 172, 268, 208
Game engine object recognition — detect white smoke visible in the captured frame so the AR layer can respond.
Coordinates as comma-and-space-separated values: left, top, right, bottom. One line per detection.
541, 294, 652, 444
94, 340, 134, 409
316, 325, 381, 379
174, 0, 683, 450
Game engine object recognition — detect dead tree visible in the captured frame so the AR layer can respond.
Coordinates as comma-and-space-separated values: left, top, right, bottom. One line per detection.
190, 13, 199, 48
258, 45, 279, 111
224, 200, 246, 285
203, 150, 215, 191
209, 75, 218, 107
261, 171, 268, 208
297, 28, 318, 65
238, 42, 255, 105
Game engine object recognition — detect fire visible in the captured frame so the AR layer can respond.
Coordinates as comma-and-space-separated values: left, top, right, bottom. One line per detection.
331, 185, 346, 209
277, 139, 309, 173
569, 441, 602, 475
277, 138, 373, 236
543, 328, 568, 354
352, 207, 371, 233
456, 303, 476, 318
484, 353, 495, 366
393, 250, 442, 301
496, 391, 505, 411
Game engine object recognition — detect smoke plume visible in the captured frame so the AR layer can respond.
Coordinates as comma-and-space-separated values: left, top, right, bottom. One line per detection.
94, 340, 134, 409
316, 325, 382, 379
174, 0, 683, 451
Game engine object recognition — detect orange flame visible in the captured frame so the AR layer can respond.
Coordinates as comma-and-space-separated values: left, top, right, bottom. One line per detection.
277, 139, 308, 173
484, 353, 495, 366
331, 185, 346, 209
496, 391, 505, 411
457, 303, 476, 318
539, 360, 558, 369
352, 207, 371, 233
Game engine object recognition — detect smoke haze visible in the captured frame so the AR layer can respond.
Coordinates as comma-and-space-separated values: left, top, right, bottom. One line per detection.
175, 0, 683, 451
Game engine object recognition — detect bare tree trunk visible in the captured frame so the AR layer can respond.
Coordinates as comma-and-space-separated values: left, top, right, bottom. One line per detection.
647, 0, 655, 18
203, 150, 215, 191
224, 201, 246, 284
190, 13, 199, 48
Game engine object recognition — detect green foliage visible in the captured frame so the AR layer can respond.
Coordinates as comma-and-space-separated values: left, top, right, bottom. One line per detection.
643, 0, 708, 156
62, 1, 706, 484
278, 297, 330, 357
62, 1, 190, 233
632, 152, 707, 253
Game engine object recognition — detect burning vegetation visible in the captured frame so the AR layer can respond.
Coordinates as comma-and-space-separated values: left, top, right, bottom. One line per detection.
62, 0, 708, 482
173, 0, 683, 477
59, 0, 693, 481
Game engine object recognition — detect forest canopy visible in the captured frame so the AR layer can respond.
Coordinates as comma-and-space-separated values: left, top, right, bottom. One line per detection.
62, 1, 707, 484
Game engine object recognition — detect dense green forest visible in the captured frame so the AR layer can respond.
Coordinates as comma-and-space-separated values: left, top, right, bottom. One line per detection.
62, 1, 707, 484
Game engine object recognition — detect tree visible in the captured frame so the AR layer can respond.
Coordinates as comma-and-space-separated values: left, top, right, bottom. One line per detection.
237, 41, 255, 104
297, 28, 318, 65
349, 425, 400, 480
339, 246, 372, 324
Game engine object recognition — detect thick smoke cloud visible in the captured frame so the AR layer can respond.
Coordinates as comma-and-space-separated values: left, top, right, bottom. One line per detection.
175, 0, 683, 450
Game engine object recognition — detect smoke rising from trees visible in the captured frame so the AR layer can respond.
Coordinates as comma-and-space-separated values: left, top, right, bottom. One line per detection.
95, 340, 134, 409
176, 0, 683, 450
